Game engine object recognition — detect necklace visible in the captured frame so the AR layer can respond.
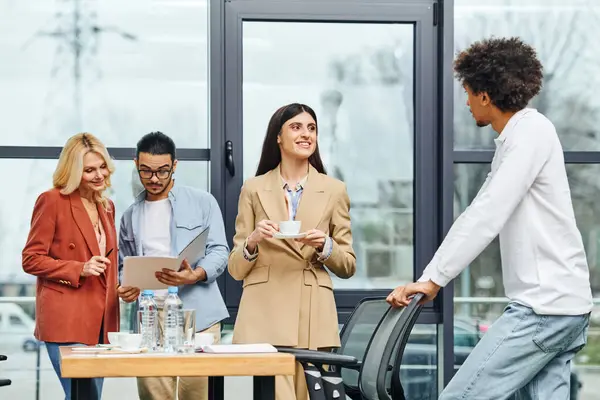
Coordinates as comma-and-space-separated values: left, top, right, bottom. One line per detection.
82, 198, 99, 227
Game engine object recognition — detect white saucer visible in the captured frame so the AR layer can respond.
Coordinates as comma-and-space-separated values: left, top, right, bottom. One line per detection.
120, 347, 144, 353
72, 347, 111, 352
273, 232, 307, 239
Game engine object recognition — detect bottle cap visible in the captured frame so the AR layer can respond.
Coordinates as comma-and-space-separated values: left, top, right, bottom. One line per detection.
142, 290, 154, 296
167, 286, 178, 294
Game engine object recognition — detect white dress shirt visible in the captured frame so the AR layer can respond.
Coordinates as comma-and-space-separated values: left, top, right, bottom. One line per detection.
419, 108, 593, 315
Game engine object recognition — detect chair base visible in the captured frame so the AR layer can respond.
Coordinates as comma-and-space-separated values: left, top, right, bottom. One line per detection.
321, 370, 345, 399
302, 364, 328, 400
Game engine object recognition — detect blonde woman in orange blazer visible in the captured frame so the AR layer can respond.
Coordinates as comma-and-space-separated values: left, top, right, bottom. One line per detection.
229, 103, 356, 400
22, 133, 137, 399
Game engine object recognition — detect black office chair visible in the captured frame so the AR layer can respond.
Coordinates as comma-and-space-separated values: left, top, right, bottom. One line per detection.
278, 297, 390, 399
358, 293, 424, 400
0, 355, 11, 388
278, 293, 424, 400
383, 295, 426, 400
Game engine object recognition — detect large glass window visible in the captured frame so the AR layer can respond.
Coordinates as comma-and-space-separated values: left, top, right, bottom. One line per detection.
0, 0, 209, 148
453, 163, 600, 303
0, 159, 208, 399
454, 0, 600, 151
0, 159, 209, 288
453, 163, 600, 398
0, 1, 210, 398
242, 21, 415, 290
454, 1, 600, 398
399, 325, 438, 400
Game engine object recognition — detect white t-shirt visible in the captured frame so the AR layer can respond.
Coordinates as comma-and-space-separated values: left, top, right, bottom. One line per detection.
141, 198, 172, 305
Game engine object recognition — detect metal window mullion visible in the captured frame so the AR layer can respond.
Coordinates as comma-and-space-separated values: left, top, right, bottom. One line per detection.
0, 146, 210, 161
453, 150, 600, 164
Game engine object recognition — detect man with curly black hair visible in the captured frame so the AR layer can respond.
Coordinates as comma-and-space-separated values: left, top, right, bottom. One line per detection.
387, 37, 592, 399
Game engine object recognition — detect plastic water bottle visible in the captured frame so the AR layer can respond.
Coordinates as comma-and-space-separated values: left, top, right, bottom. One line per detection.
163, 286, 183, 353
139, 290, 158, 350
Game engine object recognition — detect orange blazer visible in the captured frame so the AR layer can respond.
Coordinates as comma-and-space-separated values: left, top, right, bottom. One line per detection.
22, 188, 119, 345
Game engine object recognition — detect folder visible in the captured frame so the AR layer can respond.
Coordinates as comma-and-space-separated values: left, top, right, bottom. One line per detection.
121, 226, 209, 290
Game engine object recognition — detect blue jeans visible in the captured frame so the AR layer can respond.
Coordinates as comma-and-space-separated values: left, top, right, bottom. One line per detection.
45, 342, 104, 399
440, 302, 589, 400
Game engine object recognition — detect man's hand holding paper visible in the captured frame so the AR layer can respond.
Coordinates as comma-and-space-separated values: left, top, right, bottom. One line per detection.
121, 226, 209, 289
155, 259, 207, 286
117, 285, 140, 303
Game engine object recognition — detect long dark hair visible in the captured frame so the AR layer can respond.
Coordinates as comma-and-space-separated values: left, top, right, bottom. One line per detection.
255, 103, 327, 176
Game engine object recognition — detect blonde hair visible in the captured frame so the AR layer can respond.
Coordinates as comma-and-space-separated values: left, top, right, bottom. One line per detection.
53, 133, 115, 209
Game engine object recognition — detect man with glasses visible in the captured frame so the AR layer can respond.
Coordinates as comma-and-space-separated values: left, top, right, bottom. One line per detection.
117, 131, 229, 400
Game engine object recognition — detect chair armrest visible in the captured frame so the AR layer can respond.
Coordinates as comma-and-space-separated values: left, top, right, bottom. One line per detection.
275, 347, 359, 368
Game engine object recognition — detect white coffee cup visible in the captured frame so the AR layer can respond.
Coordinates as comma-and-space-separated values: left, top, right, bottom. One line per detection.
279, 220, 301, 235
107, 332, 129, 347
119, 333, 142, 350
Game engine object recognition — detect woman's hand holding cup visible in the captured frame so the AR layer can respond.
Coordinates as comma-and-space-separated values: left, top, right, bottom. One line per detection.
247, 220, 280, 253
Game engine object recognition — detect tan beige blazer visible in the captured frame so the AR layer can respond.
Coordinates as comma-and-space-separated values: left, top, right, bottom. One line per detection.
229, 165, 356, 350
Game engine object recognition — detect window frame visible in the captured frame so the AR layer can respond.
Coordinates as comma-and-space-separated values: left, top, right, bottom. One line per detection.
216, 0, 443, 323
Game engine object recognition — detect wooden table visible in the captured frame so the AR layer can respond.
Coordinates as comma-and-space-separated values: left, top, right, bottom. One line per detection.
59, 347, 296, 400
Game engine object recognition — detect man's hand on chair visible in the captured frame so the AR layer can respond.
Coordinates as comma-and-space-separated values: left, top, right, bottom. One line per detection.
387, 280, 441, 308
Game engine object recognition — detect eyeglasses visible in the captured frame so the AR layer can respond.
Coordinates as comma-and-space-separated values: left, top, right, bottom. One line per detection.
138, 168, 172, 180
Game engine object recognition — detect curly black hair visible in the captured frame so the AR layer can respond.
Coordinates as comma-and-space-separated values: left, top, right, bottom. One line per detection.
454, 37, 543, 113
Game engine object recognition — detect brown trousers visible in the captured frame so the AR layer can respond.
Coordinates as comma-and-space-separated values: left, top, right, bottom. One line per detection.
275, 346, 334, 400
276, 361, 309, 400
137, 315, 221, 400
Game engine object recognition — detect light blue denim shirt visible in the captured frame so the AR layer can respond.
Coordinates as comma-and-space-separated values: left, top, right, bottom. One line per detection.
118, 183, 229, 331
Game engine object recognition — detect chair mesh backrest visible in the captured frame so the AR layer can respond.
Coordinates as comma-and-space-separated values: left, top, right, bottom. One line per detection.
338, 298, 391, 388
390, 294, 426, 400
358, 305, 410, 399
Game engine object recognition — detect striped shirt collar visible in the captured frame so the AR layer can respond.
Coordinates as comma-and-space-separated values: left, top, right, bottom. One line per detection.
281, 174, 309, 191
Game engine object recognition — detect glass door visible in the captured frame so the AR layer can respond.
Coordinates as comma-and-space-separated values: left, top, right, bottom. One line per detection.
222, 0, 439, 313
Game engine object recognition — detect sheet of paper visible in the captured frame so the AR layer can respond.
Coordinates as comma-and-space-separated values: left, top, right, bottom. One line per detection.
200, 344, 278, 353
177, 226, 209, 264
122, 256, 179, 290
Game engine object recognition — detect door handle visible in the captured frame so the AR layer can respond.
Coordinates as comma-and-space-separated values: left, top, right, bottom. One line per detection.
225, 140, 235, 177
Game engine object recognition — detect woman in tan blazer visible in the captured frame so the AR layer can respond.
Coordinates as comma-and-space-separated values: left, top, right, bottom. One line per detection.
228, 103, 356, 400
22, 133, 138, 399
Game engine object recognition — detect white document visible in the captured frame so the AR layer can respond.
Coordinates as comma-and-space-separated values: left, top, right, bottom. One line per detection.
200, 344, 278, 353
122, 227, 209, 290
122, 256, 177, 290
177, 226, 209, 266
